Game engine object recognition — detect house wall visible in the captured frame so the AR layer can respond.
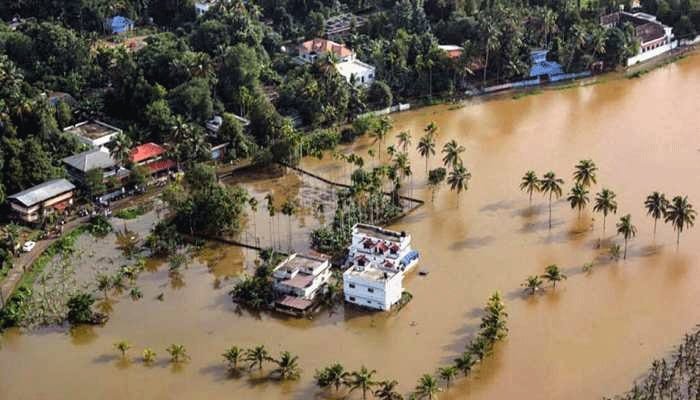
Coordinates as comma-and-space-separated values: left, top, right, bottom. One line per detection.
627, 40, 677, 66
343, 273, 403, 311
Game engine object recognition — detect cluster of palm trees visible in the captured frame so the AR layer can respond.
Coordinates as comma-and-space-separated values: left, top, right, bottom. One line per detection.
520, 160, 696, 257
113, 340, 189, 365
95, 258, 146, 304
222, 345, 301, 380
522, 264, 567, 295
607, 327, 700, 400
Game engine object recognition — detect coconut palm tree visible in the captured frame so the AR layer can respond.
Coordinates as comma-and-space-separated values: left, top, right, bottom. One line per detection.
110, 132, 133, 167
114, 340, 132, 359
271, 351, 301, 380
348, 366, 378, 400
222, 346, 243, 371
281, 199, 297, 250
572, 159, 598, 188
264, 194, 276, 249
644, 192, 668, 239
248, 197, 259, 245
245, 345, 270, 370
369, 116, 392, 161
438, 366, 458, 388
441, 140, 465, 169
447, 165, 471, 206
539, 172, 564, 229
567, 183, 590, 218
616, 214, 637, 259
593, 188, 618, 240
315, 363, 348, 393
417, 133, 436, 174
375, 380, 404, 400
519, 170, 540, 205
453, 351, 475, 376
542, 264, 567, 289
664, 196, 697, 247
414, 374, 442, 399
142, 348, 157, 364
424, 121, 438, 138
521, 275, 544, 295
467, 336, 491, 362
396, 130, 412, 153
166, 344, 189, 363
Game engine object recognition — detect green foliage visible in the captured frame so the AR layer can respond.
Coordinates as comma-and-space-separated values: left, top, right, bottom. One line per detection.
88, 215, 113, 237
114, 205, 149, 220
168, 78, 214, 123
367, 81, 393, 110
0, 286, 32, 330
66, 292, 96, 325
146, 221, 183, 256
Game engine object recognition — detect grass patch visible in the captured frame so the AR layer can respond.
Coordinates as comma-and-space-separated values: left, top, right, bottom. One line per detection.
512, 89, 542, 100
114, 204, 150, 220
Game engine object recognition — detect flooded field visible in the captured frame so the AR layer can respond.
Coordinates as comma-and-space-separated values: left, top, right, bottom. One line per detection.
2, 54, 700, 400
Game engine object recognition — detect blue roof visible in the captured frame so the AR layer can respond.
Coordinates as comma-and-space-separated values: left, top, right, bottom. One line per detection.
529, 49, 564, 78
110, 16, 134, 33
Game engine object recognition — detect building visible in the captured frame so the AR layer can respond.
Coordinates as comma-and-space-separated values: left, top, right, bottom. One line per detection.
63, 120, 122, 148
7, 179, 76, 223
272, 253, 332, 315
61, 148, 130, 185
600, 11, 676, 66
528, 49, 564, 79
298, 38, 376, 86
324, 13, 366, 37
106, 16, 134, 35
129, 142, 177, 179
438, 45, 464, 60
343, 224, 419, 311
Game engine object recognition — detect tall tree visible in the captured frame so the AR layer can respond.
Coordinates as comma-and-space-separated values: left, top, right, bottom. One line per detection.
441, 140, 465, 169
348, 366, 378, 400
644, 192, 668, 239
374, 380, 404, 400
542, 264, 567, 289
664, 196, 696, 247
616, 214, 637, 260
109, 132, 133, 167
270, 351, 301, 380
593, 188, 618, 240
414, 374, 442, 400
396, 130, 412, 153
539, 172, 564, 229
573, 159, 598, 187
567, 183, 590, 218
245, 345, 271, 370
519, 170, 540, 205
447, 164, 471, 205
315, 363, 348, 393
417, 133, 436, 173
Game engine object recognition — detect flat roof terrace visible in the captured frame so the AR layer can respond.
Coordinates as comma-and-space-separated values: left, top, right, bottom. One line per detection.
353, 223, 405, 242
64, 121, 122, 140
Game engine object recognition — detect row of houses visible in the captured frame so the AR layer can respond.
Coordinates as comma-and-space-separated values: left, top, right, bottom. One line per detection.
270, 223, 420, 316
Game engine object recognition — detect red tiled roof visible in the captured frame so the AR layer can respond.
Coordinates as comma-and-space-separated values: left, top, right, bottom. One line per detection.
277, 295, 313, 311
300, 38, 353, 58
130, 142, 166, 163
390, 244, 400, 252
146, 159, 176, 174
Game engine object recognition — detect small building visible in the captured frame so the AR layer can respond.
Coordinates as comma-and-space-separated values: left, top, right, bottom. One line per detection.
600, 11, 676, 66
343, 224, 419, 311
129, 142, 177, 179
335, 59, 376, 87
62, 147, 130, 185
7, 179, 76, 224
106, 16, 134, 35
438, 45, 464, 60
298, 38, 355, 63
324, 13, 366, 37
528, 49, 564, 79
272, 253, 332, 316
63, 120, 122, 149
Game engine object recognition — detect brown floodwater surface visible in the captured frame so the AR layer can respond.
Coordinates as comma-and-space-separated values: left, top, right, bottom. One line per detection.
2, 55, 700, 399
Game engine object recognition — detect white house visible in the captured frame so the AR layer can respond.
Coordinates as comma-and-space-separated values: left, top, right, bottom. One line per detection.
298, 38, 376, 86
600, 11, 676, 66
343, 224, 419, 311
63, 120, 122, 149
272, 253, 332, 315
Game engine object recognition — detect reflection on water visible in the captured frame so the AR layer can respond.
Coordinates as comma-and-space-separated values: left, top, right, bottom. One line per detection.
1, 54, 699, 400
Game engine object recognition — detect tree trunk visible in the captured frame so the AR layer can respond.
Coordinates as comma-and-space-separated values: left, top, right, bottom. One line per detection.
548, 192, 552, 228
624, 238, 628, 259
653, 217, 658, 239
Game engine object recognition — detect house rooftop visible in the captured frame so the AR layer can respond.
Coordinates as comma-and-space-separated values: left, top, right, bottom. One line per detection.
344, 262, 399, 282
353, 223, 406, 243
299, 38, 353, 58
8, 179, 75, 207
130, 142, 166, 163
62, 148, 116, 172
63, 120, 122, 140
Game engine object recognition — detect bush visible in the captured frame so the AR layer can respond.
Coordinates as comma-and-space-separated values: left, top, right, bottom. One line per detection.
66, 292, 98, 325
88, 215, 113, 237
366, 80, 393, 110
0, 286, 32, 330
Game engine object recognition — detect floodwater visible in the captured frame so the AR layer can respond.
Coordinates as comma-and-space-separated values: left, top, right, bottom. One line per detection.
2, 54, 700, 399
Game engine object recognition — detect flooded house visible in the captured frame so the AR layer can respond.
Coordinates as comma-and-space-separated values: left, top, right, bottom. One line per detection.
129, 142, 178, 182
272, 253, 332, 316
7, 179, 76, 224
343, 224, 419, 311
63, 120, 123, 149
600, 11, 676, 66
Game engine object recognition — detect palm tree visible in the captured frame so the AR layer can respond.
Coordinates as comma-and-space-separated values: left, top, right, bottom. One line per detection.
166, 344, 189, 363
567, 184, 590, 218
453, 351, 475, 376
370, 116, 392, 161
264, 194, 276, 249
271, 351, 301, 380
142, 348, 157, 364
245, 345, 270, 370
114, 340, 132, 358
281, 199, 297, 251
248, 197, 259, 245
664, 196, 697, 247
96, 273, 112, 300
519, 170, 540, 205
414, 374, 442, 400
222, 346, 242, 371
417, 133, 436, 174
110, 132, 132, 167
593, 189, 618, 240
348, 366, 378, 400
572, 159, 598, 188
466, 335, 491, 362
644, 192, 668, 239
542, 264, 567, 289
315, 363, 349, 393
438, 366, 458, 388
616, 214, 637, 260
441, 140, 465, 168
521, 275, 544, 295
427, 168, 447, 203
375, 380, 404, 400
539, 172, 564, 229
396, 130, 412, 153
447, 165, 471, 205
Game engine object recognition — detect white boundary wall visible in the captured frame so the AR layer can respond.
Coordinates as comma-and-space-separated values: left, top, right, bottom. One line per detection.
627, 41, 678, 66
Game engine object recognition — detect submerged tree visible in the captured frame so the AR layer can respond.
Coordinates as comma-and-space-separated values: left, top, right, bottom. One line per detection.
664, 195, 696, 247
519, 170, 540, 205
166, 344, 189, 363
644, 192, 668, 239
270, 351, 301, 380
572, 159, 598, 188
315, 363, 349, 393
417, 133, 436, 173
414, 374, 442, 399
521, 275, 544, 295
223, 346, 243, 371
447, 164, 471, 205
245, 345, 271, 370
616, 214, 637, 260
438, 366, 458, 388
593, 188, 618, 240
375, 379, 404, 400
348, 366, 378, 400
539, 172, 564, 229
427, 167, 446, 203
441, 140, 465, 169
114, 340, 132, 359
567, 183, 590, 218
542, 264, 567, 289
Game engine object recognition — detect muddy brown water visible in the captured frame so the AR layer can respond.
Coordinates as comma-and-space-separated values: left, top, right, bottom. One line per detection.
2, 54, 700, 399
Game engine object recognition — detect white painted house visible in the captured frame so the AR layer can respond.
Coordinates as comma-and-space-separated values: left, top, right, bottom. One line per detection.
298, 38, 375, 87
343, 224, 419, 311
600, 11, 676, 66
272, 253, 332, 315
63, 120, 122, 149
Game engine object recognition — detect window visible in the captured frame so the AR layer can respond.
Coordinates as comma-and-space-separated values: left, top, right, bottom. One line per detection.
349, 283, 356, 289
349, 296, 356, 301
367, 288, 374, 293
